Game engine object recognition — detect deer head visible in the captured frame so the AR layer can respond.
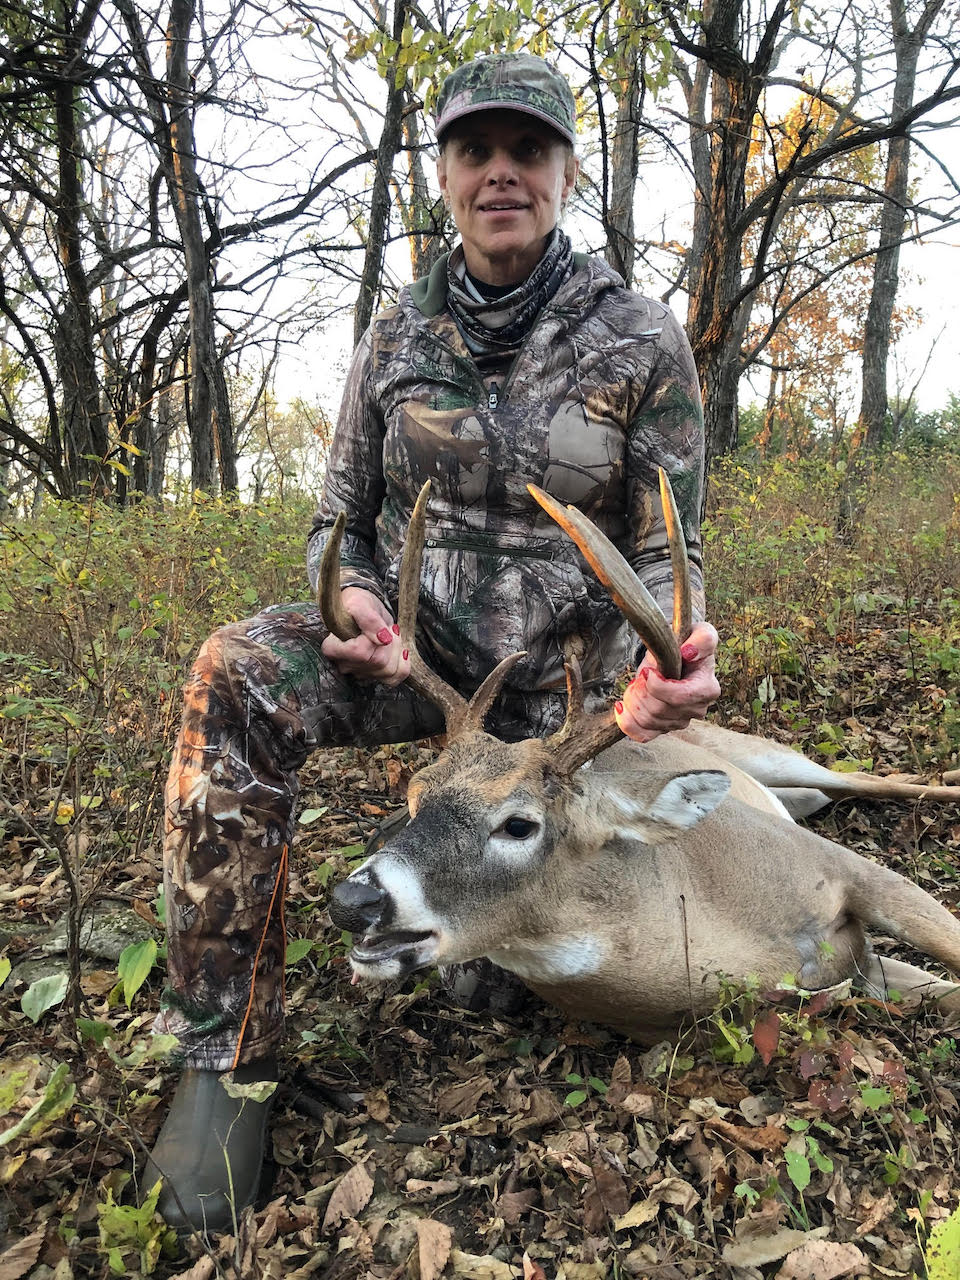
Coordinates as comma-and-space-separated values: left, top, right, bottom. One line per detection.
320, 476, 729, 984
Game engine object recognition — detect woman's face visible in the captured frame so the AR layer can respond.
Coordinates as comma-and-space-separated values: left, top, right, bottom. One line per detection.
437, 110, 578, 287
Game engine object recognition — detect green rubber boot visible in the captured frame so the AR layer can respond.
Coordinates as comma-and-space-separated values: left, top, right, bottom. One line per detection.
142, 1057, 277, 1237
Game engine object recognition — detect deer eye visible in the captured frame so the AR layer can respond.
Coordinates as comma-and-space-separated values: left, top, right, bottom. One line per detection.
499, 817, 537, 839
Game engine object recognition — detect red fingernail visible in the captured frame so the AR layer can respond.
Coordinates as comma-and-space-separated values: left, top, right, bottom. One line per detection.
377, 626, 392, 645
402, 649, 409, 661
681, 644, 698, 661
615, 701, 623, 714
392, 623, 400, 635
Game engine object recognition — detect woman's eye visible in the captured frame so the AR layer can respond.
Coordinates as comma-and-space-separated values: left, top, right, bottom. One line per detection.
501, 817, 537, 839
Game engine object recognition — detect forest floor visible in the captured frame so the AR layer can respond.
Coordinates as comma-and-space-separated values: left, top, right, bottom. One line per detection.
2, 631, 960, 1280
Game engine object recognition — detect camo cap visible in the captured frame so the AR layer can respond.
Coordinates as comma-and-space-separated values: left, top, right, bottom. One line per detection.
435, 53, 576, 146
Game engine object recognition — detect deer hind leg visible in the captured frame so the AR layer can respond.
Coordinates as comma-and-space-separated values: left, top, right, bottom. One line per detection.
858, 951, 960, 1013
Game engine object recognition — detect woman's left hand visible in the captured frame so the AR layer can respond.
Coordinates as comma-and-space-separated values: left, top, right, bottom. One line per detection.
614, 621, 720, 744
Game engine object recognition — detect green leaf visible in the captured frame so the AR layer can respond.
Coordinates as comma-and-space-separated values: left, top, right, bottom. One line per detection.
564, 1089, 587, 1107
220, 1075, 278, 1104
860, 1085, 893, 1110
0, 958, 10, 988
927, 1203, 960, 1279
118, 937, 157, 1005
285, 937, 314, 965
0, 1062, 75, 1147
77, 1018, 113, 1045
784, 1146, 811, 1193
298, 806, 329, 825
21, 972, 69, 1022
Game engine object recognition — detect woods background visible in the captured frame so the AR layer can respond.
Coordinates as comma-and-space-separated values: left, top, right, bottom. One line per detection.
2, 3, 960, 1278
1, 0, 958, 511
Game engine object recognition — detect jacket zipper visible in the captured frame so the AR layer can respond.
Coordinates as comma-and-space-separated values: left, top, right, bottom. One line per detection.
424, 308, 560, 411
422, 532, 559, 560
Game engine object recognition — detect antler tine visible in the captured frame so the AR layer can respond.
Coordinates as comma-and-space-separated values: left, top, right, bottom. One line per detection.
528, 485, 683, 680
658, 467, 692, 644
397, 481, 472, 736
461, 651, 529, 732
544, 650, 622, 775
318, 512, 362, 641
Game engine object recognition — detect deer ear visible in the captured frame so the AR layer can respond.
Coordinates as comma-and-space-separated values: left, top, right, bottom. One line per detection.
645, 770, 731, 832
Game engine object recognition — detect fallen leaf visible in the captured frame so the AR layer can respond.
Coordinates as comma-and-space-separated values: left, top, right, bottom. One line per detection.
169, 1258, 217, 1280
417, 1218, 452, 1280
617, 1091, 657, 1117
583, 1160, 630, 1233
0, 1230, 45, 1280
522, 1254, 547, 1280
705, 1116, 789, 1153
406, 1178, 460, 1196
753, 1008, 781, 1064
496, 1188, 540, 1224
613, 1198, 660, 1230
449, 1248, 518, 1278
321, 1161, 374, 1233
723, 1228, 827, 1267
854, 1189, 895, 1237
436, 1075, 494, 1118
775, 1239, 869, 1279
364, 1087, 390, 1121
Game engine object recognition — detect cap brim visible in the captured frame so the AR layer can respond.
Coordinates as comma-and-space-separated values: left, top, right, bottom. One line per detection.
436, 100, 575, 146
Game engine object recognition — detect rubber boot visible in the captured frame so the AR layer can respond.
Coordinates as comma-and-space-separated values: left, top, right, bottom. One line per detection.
142, 1056, 277, 1237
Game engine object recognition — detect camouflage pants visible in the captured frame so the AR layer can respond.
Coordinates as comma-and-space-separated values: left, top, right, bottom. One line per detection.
154, 603, 569, 1069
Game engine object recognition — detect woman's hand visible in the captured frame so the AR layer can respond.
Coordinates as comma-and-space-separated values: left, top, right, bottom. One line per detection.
320, 587, 411, 687
614, 621, 720, 744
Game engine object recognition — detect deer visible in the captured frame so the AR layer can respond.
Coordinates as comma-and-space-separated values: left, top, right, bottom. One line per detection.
319, 477, 960, 1043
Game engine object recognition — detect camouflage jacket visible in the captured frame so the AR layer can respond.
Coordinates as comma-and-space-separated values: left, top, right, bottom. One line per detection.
308, 252, 705, 696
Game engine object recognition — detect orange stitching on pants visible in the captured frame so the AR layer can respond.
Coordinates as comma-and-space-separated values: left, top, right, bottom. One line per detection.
231, 843, 289, 1070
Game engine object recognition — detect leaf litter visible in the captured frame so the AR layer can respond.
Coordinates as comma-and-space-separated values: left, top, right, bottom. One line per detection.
0, 664, 959, 1278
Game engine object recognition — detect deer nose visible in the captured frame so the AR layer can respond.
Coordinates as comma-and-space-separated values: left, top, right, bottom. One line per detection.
329, 878, 387, 933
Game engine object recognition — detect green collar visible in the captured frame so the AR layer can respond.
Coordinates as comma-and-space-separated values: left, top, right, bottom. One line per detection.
407, 250, 591, 318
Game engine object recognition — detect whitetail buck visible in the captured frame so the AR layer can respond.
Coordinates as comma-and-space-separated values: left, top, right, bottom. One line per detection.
321, 478, 960, 1042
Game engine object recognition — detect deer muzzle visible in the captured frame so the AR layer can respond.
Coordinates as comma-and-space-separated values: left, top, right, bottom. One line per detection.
330, 866, 441, 981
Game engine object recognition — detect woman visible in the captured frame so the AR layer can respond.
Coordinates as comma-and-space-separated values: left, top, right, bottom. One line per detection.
144, 52, 719, 1234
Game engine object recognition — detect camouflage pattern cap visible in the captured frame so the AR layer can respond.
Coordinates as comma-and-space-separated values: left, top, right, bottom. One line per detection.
435, 52, 576, 146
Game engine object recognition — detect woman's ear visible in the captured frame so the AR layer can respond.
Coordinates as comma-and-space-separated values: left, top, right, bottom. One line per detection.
437, 153, 448, 198
563, 152, 580, 199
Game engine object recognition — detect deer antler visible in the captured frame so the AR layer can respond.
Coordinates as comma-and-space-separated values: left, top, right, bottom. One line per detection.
318, 481, 526, 739
529, 469, 692, 776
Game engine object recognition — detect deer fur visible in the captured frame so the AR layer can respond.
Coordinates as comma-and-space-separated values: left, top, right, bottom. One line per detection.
330, 732, 960, 1043
322, 477, 960, 1042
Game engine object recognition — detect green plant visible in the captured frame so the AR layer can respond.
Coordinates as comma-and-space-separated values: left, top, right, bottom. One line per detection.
563, 1071, 608, 1108
96, 1175, 177, 1275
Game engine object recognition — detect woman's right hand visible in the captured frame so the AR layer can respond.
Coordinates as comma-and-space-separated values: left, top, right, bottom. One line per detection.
320, 587, 411, 687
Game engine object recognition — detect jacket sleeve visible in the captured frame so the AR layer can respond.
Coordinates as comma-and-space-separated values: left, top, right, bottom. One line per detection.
306, 326, 391, 610
626, 306, 706, 625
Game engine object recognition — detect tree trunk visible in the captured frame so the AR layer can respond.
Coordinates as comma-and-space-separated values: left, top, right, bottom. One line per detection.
676, 0, 791, 473
165, 0, 237, 493
603, 20, 642, 287
354, 0, 409, 344
401, 93, 447, 279
839, 0, 944, 529
53, 24, 109, 496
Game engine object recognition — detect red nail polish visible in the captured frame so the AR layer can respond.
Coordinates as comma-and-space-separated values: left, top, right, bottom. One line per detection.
377, 626, 392, 645
681, 644, 698, 662
615, 701, 623, 714
392, 623, 400, 635
402, 649, 409, 661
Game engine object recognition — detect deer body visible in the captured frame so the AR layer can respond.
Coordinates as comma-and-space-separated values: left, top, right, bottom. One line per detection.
331, 732, 960, 1042
322, 478, 960, 1042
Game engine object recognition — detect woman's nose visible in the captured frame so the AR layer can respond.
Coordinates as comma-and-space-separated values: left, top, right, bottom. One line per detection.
485, 149, 518, 184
